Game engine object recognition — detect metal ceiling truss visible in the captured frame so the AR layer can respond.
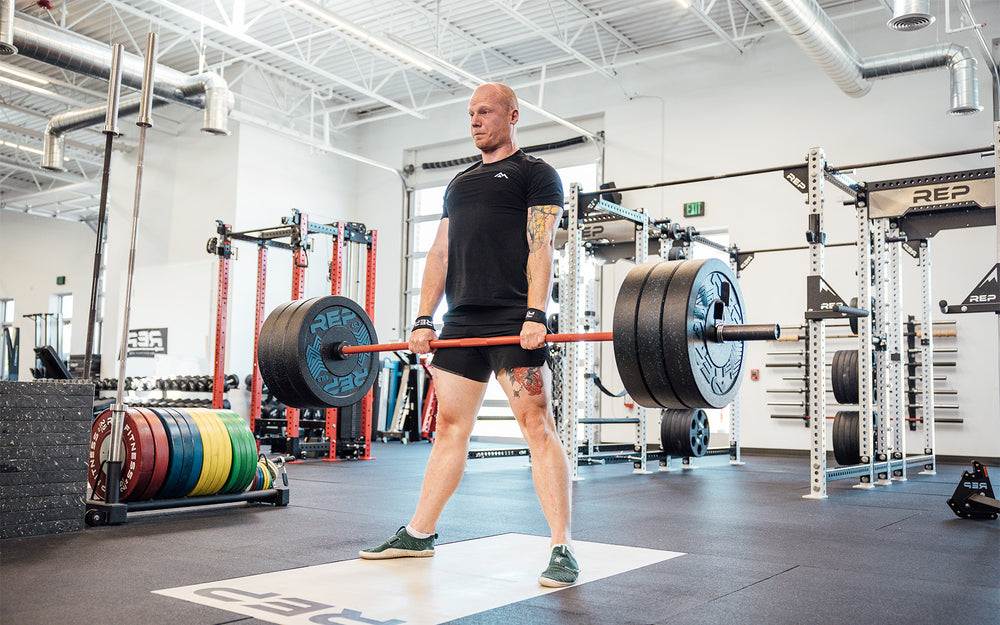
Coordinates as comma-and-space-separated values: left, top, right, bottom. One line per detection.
1, 0, 868, 225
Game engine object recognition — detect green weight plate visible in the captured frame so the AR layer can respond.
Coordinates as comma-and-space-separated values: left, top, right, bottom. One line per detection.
612, 263, 658, 407
219, 410, 255, 494
635, 261, 684, 408
662, 259, 747, 409
213, 411, 243, 494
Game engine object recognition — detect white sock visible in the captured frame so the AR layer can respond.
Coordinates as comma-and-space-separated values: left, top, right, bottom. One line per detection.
552, 543, 574, 554
406, 524, 433, 539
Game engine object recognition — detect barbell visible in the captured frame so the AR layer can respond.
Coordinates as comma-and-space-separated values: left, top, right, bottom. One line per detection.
257, 258, 780, 411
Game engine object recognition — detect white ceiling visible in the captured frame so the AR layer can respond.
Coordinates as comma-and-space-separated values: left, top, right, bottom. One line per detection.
0, 0, 977, 225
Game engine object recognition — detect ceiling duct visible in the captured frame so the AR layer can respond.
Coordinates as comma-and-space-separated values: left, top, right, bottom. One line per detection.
887, 0, 935, 32
0, 0, 15, 55
755, 0, 980, 115
8, 13, 233, 170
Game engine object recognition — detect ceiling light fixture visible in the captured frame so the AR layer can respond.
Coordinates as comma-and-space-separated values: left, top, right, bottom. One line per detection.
286, 0, 434, 72
0, 65, 51, 85
675, 0, 691, 8
1, 140, 44, 156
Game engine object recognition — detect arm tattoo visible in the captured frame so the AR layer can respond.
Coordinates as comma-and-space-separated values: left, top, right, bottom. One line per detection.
506, 366, 544, 398
527, 204, 562, 253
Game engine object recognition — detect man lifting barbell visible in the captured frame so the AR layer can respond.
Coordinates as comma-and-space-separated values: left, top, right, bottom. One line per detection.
358, 83, 580, 587
256, 84, 779, 590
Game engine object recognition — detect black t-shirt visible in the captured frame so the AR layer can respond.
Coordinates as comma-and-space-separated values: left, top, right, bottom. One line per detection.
441, 149, 563, 323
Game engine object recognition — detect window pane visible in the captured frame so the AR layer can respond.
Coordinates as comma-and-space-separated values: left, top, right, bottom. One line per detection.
556, 164, 598, 193
415, 186, 446, 217
60, 294, 73, 318
414, 220, 440, 251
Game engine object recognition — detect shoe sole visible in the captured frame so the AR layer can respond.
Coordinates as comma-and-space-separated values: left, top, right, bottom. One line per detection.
358, 548, 435, 560
538, 575, 578, 588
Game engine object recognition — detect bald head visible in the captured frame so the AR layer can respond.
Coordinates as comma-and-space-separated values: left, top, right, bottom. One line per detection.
474, 83, 518, 114
468, 82, 519, 162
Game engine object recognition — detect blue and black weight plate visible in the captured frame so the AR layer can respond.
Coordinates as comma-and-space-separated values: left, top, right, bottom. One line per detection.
662, 258, 747, 409
259, 296, 378, 408
149, 408, 186, 499
166, 408, 203, 497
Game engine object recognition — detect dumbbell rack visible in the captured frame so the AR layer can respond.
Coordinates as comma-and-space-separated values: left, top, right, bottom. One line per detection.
208, 211, 378, 462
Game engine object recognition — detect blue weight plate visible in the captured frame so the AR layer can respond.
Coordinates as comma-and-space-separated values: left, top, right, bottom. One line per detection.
149, 407, 185, 499
167, 408, 203, 497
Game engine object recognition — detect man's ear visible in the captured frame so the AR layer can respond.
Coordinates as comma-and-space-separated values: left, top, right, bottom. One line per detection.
510, 108, 519, 125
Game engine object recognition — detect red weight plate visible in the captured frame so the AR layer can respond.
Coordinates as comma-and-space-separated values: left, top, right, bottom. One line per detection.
89, 408, 156, 501
134, 407, 170, 501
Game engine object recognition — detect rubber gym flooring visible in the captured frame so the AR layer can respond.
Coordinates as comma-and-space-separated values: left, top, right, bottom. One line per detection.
2, 444, 997, 625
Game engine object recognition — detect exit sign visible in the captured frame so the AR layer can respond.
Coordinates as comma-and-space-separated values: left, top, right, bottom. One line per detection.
684, 201, 705, 218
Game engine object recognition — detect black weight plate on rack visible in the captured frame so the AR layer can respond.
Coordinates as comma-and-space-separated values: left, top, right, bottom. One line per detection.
833, 410, 861, 466
659, 408, 710, 457
662, 259, 747, 409
613, 263, 658, 407
850, 350, 860, 404
268, 296, 379, 408
849, 297, 859, 335
832, 350, 854, 405
635, 261, 685, 408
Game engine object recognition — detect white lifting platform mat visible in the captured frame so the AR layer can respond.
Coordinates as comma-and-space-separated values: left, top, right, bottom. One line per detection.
154, 533, 683, 625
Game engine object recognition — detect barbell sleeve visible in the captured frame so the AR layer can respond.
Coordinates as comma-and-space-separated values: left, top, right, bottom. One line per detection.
713, 323, 781, 342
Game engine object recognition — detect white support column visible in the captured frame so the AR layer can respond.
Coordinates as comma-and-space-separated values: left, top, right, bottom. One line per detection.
872, 219, 892, 486
853, 195, 875, 489
633, 210, 650, 475
918, 240, 937, 475
562, 184, 582, 480
804, 147, 828, 500
729, 251, 744, 465
888, 232, 907, 481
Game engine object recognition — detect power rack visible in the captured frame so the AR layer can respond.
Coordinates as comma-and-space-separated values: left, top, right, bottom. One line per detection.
207, 210, 379, 461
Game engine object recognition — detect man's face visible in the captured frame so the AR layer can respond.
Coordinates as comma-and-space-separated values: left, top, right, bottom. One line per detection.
469, 86, 516, 153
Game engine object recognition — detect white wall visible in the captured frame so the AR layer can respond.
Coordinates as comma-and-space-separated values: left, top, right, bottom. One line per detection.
0, 104, 359, 419
354, 6, 1000, 457
2, 5, 997, 456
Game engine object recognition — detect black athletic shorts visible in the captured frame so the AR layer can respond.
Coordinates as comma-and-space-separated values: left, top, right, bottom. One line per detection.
431, 306, 547, 383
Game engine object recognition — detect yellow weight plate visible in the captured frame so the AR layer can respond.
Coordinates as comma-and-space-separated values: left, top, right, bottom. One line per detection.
185, 409, 218, 496
190, 408, 227, 495
202, 409, 233, 494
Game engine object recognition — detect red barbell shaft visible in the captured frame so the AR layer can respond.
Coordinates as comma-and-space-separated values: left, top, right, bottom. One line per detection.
340, 332, 614, 355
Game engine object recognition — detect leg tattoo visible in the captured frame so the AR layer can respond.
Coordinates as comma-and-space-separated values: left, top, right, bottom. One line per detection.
507, 366, 544, 398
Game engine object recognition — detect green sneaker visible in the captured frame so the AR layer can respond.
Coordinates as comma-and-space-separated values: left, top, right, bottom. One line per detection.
359, 527, 437, 560
538, 544, 580, 587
